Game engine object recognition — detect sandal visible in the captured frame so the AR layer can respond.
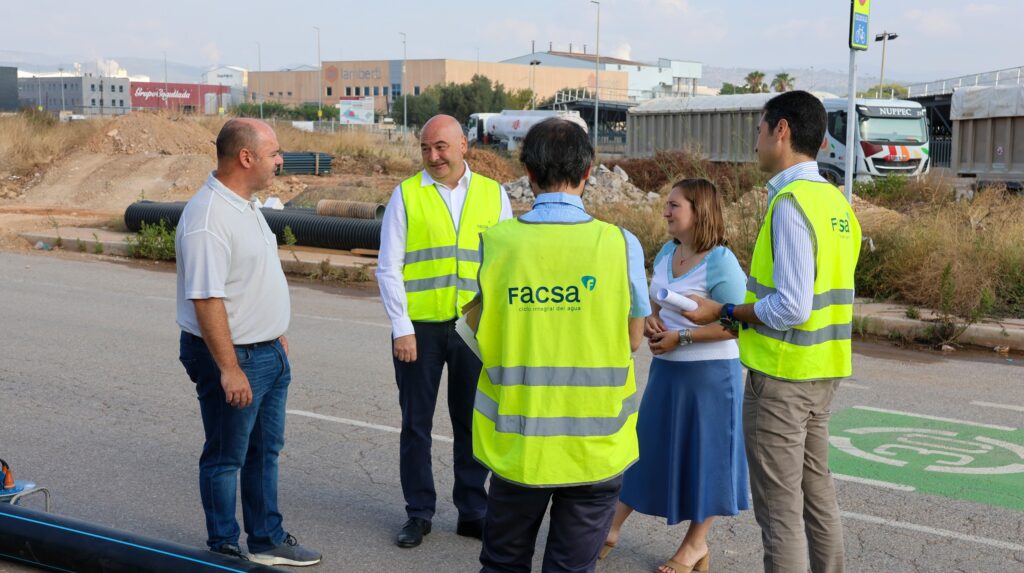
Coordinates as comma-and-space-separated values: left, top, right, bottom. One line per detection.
657, 551, 709, 573
598, 541, 616, 560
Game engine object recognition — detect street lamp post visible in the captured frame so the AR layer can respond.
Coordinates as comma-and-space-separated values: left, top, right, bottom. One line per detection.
874, 31, 898, 98
401, 32, 407, 136
529, 60, 541, 109
590, 0, 600, 154
314, 26, 322, 121
58, 67, 65, 114
257, 42, 264, 119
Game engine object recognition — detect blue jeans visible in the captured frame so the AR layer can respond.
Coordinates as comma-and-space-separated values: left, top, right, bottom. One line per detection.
179, 331, 289, 554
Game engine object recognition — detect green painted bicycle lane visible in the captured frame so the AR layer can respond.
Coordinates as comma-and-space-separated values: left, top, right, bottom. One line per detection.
828, 406, 1024, 511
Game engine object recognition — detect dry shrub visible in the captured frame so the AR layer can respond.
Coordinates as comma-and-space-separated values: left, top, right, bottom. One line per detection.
852, 172, 954, 212
588, 202, 668, 270
465, 147, 522, 183
0, 112, 112, 178
857, 188, 1024, 319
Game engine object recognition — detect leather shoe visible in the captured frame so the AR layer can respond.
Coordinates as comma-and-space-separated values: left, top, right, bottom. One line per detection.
396, 517, 431, 548
456, 518, 484, 539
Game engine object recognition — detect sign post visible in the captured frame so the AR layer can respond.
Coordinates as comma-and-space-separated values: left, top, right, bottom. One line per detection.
844, 0, 871, 201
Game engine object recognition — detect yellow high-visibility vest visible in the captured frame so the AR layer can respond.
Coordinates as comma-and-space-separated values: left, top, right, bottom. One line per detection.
739, 180, 862, 381
473, 217, 639, 487
401, 171, 502, 322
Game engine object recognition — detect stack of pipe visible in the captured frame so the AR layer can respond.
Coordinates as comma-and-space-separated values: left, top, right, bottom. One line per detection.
124, 201, 381, 251
316, 200, 385, 220
276, 152, 333, 176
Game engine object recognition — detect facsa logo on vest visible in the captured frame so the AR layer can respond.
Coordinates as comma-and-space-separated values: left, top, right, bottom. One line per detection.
831, 211, 852, 234
507, 276, 595, 305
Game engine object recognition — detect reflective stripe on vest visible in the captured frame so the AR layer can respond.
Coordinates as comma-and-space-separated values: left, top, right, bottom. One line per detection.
738, 180, 862, 381
473, 218, 639, 487
401, 171, 501, 321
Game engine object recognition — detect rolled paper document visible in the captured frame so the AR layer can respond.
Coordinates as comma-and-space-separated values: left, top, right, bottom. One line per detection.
656, 287, 698, 312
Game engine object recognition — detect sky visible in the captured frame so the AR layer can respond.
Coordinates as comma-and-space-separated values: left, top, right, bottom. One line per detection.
4, 0, 1019, 83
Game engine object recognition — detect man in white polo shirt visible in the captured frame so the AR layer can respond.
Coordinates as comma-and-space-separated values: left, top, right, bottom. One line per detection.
176, 118, 320, 567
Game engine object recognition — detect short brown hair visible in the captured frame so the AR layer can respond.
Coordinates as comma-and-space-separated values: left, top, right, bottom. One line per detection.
671, 178, 727, 251
216, 119, 261, 160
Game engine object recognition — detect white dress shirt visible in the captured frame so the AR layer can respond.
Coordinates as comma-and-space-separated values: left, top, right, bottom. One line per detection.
376, 162, 513, 338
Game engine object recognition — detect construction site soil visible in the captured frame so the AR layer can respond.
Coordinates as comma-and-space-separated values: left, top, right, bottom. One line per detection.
0, 112, 900, 253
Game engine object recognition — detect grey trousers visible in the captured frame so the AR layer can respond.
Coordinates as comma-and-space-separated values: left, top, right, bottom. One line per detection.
744, 371, 845, 573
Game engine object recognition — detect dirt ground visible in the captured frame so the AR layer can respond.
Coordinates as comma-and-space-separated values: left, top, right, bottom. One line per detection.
0, 114, 405, 251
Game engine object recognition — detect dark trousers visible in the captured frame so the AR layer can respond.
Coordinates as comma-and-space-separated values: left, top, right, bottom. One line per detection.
393, 320, 488, 522
479, 475, 623, 573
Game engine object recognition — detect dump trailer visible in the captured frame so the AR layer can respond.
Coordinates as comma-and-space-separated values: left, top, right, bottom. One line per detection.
626, 93, 931, 183
951, 85, 1024, 188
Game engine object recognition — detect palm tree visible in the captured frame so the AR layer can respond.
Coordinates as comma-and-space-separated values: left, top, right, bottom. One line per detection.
771, 72, 796, 93
744, 71, 767, 94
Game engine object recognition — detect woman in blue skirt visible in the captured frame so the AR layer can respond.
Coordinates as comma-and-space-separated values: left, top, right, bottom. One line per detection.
602, 179, 749, 573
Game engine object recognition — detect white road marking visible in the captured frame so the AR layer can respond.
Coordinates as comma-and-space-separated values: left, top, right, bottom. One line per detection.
287, 409, 454, 443
971, 401, 1024, 414
852, 406, 1017, 432
832, 473, 915, 491
291, 408, 1024, 552
841, 382, 870, 390
294, 313, 390, 329
840, 511, 1024, 552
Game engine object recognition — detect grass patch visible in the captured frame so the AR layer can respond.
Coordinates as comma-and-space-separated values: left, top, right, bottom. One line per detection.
0, 111, 111, 179
127, 220, 176, 260
856, 186, 1024, 320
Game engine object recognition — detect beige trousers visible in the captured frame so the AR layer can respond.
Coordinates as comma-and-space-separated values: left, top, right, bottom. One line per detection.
744, 370, 845, 573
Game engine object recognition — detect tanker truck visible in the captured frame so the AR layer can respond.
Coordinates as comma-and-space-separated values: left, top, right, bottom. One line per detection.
466, 110, 589, 150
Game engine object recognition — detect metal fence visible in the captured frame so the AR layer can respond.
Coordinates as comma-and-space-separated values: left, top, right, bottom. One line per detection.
930, 136, 952, 168
906, 66, 1024, 98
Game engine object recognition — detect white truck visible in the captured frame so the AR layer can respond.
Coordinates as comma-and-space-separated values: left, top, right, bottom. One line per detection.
627, 94, 930, 182
466, 110, 589, 150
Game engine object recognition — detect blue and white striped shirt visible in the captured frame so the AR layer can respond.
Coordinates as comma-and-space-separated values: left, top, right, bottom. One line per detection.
752, 161, 826, 331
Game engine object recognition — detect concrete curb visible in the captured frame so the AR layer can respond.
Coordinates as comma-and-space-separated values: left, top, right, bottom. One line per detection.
853, 301, 1023, 351
18, 228, 378, 275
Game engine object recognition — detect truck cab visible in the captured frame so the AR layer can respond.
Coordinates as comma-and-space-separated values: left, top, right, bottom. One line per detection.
818, 98, 930, 183
466, 113, 498, 145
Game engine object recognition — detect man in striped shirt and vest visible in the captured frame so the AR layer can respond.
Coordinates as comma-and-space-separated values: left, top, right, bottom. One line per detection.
472, 118, 649, 573
684, 91, 861, 573
376, 115, 512, 548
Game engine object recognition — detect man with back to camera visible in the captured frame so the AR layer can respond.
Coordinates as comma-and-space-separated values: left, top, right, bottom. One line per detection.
683, 91, 862, 573
176, 118, 321, 566
376, 114, 513, 548
472, 117, 651, 573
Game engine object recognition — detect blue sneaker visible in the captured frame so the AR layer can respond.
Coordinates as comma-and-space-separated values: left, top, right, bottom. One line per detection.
249, 534, 322, 567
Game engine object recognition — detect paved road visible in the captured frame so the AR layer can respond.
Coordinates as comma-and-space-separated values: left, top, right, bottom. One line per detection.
1, 251, 1022, 572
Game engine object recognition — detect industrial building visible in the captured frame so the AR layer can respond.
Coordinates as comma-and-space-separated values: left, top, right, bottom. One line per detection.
18, 74, 131, 116
0, 67, 18, 111
250, 59, 629, 113
203, 66, 248, 89
503, 48, 702, 100
131, 82, 235, 114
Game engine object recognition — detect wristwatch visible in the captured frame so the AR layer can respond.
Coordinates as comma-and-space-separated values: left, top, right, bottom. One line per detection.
677, 329, 693, 347
720, 303, 739, 331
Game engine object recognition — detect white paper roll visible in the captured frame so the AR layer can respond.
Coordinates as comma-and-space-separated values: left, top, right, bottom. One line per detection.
656, 288, 698, 312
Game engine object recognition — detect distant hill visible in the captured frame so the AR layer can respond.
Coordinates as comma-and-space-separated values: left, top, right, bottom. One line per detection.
0, 50, 214, 83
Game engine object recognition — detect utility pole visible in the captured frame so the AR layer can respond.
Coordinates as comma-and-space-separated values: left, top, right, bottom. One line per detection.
58, 67, 65, 114
874, 31, 898, 98
314, 26, 322, 122
163, 51, 169, 110
401, 32, 407, 136
591, 0, 601, 155
529, 60, 541, 109
257, 42, 264, 119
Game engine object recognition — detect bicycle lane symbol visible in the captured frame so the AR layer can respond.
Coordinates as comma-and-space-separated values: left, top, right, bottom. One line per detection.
828, 406, 1024, 510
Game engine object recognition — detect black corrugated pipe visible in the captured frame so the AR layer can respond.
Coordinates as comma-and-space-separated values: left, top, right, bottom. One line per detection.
276, 152, 333, 176
124, 202, 382, 251
0, 502, 286, 573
